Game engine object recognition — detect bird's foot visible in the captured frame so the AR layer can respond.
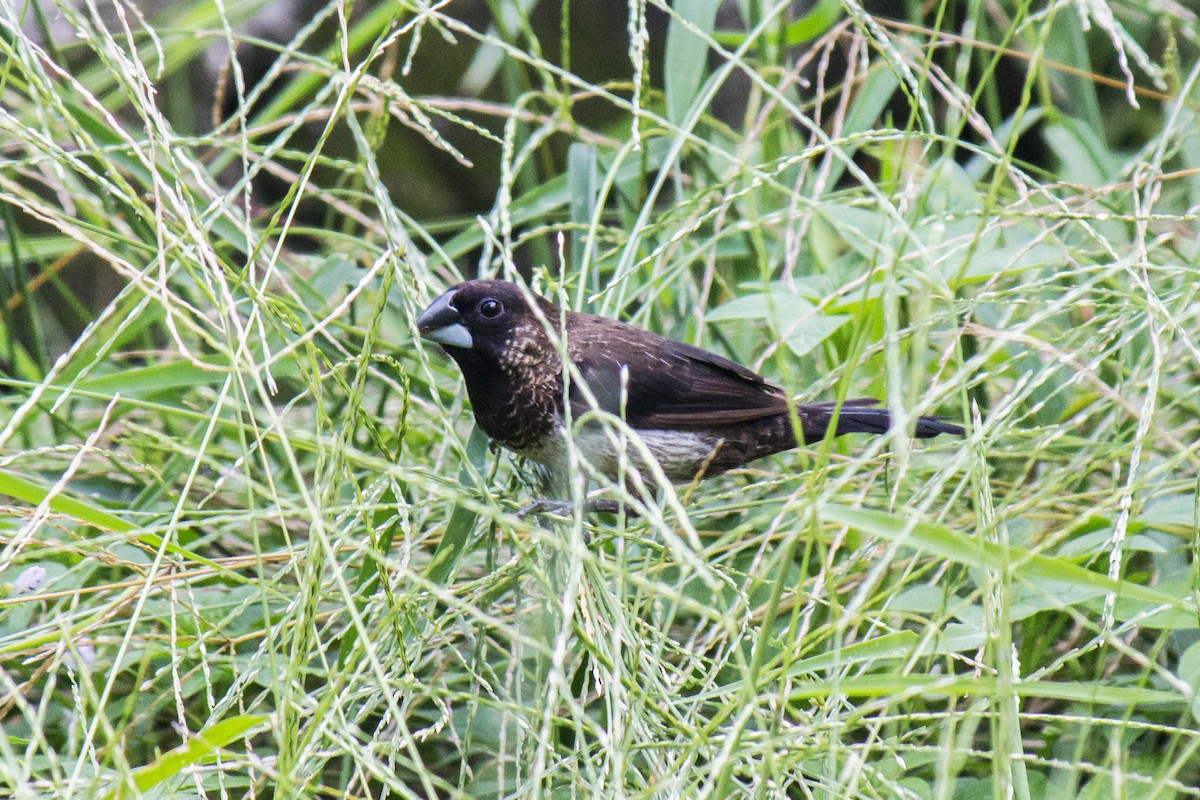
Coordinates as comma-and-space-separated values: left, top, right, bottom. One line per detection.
517, 499, 573, 520
517, 498, 632, 520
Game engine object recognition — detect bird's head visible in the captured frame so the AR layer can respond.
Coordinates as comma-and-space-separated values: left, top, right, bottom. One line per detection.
416, 279, 561, 368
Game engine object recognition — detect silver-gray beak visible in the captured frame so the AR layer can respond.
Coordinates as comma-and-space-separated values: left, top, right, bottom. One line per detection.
416, 289, 474, 349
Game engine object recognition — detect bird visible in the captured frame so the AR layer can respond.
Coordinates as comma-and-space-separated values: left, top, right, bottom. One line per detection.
417, 279, 962, 510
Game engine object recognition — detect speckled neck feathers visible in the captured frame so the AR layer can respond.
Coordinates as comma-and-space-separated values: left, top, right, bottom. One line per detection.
442, 298, 565, 454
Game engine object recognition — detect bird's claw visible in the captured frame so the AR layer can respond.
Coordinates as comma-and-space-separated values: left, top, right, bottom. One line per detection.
517, 499, 574, 520
516, 499, 591, 543
516, 498, 634, 521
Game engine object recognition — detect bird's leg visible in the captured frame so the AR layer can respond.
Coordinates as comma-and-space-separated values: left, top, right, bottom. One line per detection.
521, 457, 637, 521
516, 497, 634, 520
584, 498, 628, 515
515, 499, 586, 543
516, 499, 574, 520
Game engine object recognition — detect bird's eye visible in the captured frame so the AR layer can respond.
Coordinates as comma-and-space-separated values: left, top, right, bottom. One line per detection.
478, 298, 503, 319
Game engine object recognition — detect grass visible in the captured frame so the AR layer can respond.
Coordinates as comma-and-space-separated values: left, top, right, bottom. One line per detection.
1, 0, 1199, 797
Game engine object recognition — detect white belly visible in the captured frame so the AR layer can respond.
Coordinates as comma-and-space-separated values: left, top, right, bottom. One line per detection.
518, 420, 718, 494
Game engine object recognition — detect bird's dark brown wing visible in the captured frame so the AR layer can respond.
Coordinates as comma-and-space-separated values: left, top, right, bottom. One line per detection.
564, 312, 789, 428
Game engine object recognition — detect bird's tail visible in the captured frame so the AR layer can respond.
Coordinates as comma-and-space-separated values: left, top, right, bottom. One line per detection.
801, 399, 964, 443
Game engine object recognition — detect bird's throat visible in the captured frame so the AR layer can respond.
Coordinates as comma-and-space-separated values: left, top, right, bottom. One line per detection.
449, 348, 561, 454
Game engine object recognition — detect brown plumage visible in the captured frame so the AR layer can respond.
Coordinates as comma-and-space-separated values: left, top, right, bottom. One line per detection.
417, 279, 962, 496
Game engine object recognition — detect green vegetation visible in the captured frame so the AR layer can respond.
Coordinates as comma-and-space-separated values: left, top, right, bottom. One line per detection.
1, 0, 1198, 797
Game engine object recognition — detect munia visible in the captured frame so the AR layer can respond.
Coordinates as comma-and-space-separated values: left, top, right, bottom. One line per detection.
418, 280, 961, 507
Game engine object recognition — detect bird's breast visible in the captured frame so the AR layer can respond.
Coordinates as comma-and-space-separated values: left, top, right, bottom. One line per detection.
450, 342, 562, 454
471, 383, 560, 454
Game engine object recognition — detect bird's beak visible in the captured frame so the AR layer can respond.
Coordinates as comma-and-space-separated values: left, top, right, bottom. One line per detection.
416, 289, 474, 349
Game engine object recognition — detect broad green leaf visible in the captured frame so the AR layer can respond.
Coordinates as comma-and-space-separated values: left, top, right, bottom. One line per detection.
0, 470, 135, 533
665, 0, 720, 127
1042, 118, 1122, 189
821, 65, 899, 188
1139, 494, 1199, 532
783, 0, 842, 45
426, 426, 491, 586
74, 360, 230, 397
820, 504, 1194, 613
709, 291, 848, 357
784, 315, 849, 357
782, 675, 1182, 708
1178, 641, 1200, 720
101, 714, 269, 800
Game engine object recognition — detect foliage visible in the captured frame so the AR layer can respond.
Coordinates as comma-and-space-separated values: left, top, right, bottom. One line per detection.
1, 0, 1198, 797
